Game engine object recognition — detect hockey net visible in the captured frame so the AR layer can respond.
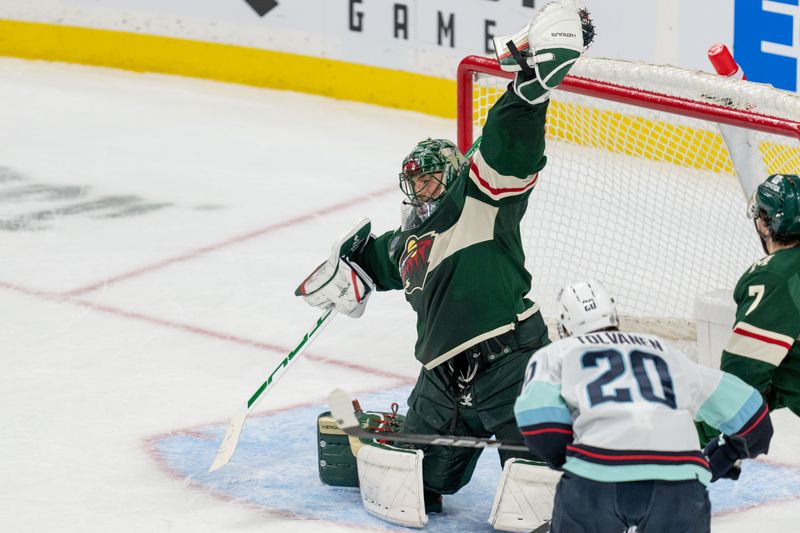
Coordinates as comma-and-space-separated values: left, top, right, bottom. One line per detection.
457, 55, 800, 342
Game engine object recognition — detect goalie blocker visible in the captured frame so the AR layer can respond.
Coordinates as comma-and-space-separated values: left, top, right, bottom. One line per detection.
317, 412, 359, 487
296, 218, 375, 318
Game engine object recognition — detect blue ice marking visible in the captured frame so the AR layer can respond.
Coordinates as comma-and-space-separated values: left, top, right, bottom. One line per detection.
709, 459, 800, 514
152, 386, 800, 531
153, 387, 506, 532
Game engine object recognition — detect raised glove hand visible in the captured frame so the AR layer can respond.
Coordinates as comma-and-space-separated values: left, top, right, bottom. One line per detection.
493, 0, 595, 104
295, 218, 375, 318
703, 434, 745, 482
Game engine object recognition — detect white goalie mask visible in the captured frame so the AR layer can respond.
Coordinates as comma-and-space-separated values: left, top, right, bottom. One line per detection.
556, 280, 619, 338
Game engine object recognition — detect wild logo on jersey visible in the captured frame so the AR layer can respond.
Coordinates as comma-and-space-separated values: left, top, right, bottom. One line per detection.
399, 232, 436, 294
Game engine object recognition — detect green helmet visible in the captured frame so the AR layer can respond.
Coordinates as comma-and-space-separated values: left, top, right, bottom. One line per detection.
749, 174, 800, 237
399, 138, 465, 206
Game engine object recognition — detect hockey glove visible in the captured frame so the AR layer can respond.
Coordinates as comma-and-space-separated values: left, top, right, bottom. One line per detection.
703, 434, 746, 482
296, 256, 374, 318
295, 217, 375, 318
493, 0, 595, 104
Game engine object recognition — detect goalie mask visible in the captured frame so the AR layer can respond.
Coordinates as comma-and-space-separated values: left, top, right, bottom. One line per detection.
399, 139, 466, 207
556, 280, 619, 338
747, 174, 800, 239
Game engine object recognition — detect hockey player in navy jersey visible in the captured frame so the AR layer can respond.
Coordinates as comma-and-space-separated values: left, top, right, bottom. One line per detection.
515, 280, 774, 533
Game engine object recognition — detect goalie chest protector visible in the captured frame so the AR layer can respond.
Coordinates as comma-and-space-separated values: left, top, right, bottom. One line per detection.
317, 411, 359, 487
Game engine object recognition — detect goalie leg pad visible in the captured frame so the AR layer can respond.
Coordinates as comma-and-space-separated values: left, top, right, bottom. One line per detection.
317, 412, 359, 487
488, 458, 562, 532
356, 443, 428, 528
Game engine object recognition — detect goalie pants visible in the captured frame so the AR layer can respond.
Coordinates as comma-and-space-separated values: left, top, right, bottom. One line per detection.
551, 473, 711, 533
402, 312, 549, 497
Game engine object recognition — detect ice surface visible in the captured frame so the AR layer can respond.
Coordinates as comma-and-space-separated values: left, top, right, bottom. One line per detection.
2, 57, 799, 532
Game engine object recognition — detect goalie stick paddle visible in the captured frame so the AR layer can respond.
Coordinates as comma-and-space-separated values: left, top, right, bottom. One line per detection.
209, 308, 337, 472
328, 388, 530, 452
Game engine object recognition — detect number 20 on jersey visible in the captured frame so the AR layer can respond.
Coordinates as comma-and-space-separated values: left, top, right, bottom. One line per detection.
582, 349, 677, 409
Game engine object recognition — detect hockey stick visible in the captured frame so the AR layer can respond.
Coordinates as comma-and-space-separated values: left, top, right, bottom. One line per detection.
328, 388, 530, 452
209, 307, 337, 472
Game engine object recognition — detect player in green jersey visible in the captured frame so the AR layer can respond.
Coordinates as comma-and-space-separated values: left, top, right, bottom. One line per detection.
721, 174, 800, 416
697, 174, 799, 477
297, 1, 594, 526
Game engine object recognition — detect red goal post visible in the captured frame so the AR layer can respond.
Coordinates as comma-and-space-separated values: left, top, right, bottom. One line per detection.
456, 54, 800, 344
457, 55, 800, 155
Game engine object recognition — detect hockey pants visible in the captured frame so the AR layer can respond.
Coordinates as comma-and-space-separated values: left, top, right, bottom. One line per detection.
551, 473, 711, 533
402, 313, 549, 498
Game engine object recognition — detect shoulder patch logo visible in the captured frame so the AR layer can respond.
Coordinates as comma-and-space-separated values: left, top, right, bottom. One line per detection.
399, 232, 436, 294
748, 254, 775, 274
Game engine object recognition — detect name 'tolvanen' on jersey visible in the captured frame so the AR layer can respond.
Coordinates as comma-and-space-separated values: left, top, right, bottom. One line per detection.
514, 331, 767, 485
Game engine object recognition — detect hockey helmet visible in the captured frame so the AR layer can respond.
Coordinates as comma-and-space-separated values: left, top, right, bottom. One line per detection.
556, 280, 620, 338
748, 174, 800, 238
399, 138, 466, 206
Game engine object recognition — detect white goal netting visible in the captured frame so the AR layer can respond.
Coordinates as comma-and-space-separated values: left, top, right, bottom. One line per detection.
460, 56, 800, 341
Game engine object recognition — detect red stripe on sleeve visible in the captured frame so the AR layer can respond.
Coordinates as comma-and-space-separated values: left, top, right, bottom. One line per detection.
470, 161, 538, 196
522, 428, 573, 437
737, 405, 769, 437
733, 327, 793, 350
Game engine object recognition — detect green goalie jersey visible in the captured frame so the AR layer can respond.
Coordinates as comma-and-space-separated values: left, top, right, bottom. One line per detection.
721, 246, 800, 414
354, 88, 550, 369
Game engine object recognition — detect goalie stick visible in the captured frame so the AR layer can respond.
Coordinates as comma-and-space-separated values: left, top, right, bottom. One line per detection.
209, 308, 337, 472
328, 388, 530, 452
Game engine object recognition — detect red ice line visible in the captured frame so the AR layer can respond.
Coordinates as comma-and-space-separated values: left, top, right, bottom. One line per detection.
0, 279, 414, 383
0, 185, 414, 383
63, 185, 396, 297
144, 382, 407, 532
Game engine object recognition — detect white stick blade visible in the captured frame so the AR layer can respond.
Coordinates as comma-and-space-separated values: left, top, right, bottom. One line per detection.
208, 407, 248, 473
328, 388, 359, 432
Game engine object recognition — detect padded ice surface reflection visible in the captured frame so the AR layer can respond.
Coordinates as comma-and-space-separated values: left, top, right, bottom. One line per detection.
152, 386, 800, 531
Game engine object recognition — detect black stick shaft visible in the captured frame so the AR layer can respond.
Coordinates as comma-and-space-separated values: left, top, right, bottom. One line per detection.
343, 423, 530, 452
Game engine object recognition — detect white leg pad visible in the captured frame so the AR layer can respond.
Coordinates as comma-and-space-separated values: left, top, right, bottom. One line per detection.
488, 458, 562, 532
356, 444, 428, 528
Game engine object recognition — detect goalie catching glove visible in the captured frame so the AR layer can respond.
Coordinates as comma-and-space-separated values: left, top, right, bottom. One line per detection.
296, 218, 375, 318
493, 0, 595, 104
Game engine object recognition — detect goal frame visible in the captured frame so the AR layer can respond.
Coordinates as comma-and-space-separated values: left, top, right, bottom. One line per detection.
456, 54, 800, 347
456, 55, 800, 155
